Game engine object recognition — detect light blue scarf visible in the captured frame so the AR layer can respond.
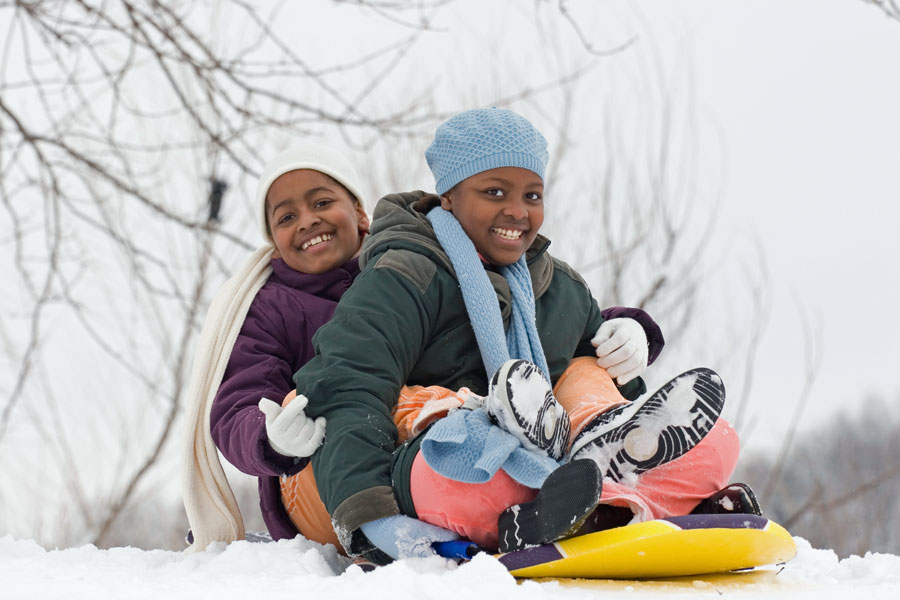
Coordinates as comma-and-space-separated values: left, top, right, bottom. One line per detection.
426, 207, 549, 379
420, 208, 556, 487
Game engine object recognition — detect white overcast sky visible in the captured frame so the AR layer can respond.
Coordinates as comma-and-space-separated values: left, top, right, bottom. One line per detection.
665, 1, 900, 451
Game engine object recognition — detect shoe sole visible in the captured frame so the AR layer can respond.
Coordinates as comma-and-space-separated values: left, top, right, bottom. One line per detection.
569, 368, 724, 481
497, 459, 601, 553
489, 359, 570, 460
692, 483, 763, 516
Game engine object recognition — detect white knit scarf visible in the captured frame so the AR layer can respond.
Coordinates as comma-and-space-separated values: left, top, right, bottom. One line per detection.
181, 245, 274, 551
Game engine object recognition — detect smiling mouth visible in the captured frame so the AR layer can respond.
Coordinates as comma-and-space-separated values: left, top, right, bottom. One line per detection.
301, 233, 334, 250
491, 227, 524, 241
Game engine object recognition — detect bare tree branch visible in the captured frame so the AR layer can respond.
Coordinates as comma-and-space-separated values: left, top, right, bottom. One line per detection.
555, 0, 638, 56
861, 0, 900, 22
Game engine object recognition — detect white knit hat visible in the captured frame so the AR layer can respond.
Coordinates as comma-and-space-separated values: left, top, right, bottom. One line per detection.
256, 142, 365, 241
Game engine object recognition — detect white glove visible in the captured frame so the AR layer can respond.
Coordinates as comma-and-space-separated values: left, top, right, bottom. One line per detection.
258, 394, 326, 458
592, 318, 648, 385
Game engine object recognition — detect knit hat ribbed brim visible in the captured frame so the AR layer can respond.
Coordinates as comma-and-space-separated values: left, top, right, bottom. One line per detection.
256, 142, 365, 241
425, 108, 549, 196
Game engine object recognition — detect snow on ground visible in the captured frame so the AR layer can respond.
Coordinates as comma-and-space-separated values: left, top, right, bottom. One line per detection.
2, 536, 899, 599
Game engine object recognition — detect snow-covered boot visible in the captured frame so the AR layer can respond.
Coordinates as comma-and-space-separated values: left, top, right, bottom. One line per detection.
497, 459, 601, 553
486, 359, 571, 460
568, 368, 725, 481
691, 483, 762, 516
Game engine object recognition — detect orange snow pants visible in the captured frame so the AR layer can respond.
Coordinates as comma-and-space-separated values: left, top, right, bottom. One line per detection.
278, 390, 342, 549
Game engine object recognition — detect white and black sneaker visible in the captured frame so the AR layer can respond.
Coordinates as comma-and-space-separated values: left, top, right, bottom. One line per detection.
486, 359, 571, 461
568, 368, 725, 481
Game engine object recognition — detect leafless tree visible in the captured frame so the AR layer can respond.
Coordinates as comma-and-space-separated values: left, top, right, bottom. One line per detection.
0, 0, 466, 548
1, 1, 766, 549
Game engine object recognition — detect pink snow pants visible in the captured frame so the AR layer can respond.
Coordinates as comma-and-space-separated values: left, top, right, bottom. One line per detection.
409, 358, 740, 549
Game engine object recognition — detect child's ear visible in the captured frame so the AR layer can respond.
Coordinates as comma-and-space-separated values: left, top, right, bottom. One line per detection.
356, 204, 370, 233
440, 193, 453, 211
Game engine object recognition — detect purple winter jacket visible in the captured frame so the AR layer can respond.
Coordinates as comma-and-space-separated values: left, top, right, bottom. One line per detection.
210, 256, 360, 541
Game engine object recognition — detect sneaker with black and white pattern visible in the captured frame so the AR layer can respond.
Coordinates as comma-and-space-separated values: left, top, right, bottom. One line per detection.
568, 367, 725, 481
486, 359, 571, 461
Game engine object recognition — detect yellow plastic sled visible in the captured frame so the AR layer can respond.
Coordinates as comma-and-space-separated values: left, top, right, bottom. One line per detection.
494, 513, 797, 579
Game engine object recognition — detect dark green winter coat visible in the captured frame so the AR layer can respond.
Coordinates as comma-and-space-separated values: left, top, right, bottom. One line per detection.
295, 191, 646, 552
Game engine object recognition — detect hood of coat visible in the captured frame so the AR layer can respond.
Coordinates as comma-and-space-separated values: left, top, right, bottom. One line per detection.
360, 191, 555, 297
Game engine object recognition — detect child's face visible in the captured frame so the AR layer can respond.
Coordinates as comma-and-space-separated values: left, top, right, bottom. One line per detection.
440, 167, 544, 266
266, 169, 369, 274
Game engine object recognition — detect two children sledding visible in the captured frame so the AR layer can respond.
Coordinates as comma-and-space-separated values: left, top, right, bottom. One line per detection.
184, 107, 761, 566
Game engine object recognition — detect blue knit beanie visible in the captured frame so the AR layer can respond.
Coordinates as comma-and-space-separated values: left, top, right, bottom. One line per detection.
426, 108, 549, 195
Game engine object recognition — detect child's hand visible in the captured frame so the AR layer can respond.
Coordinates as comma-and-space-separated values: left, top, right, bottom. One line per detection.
258, 394, 326, 458
592, 318, 648, 385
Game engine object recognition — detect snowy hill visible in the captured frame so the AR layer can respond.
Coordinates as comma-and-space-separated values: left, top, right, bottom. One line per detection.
2, 535, 898, 599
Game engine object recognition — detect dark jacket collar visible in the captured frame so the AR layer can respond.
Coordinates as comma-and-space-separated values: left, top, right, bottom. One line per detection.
269, 257, 360, 302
